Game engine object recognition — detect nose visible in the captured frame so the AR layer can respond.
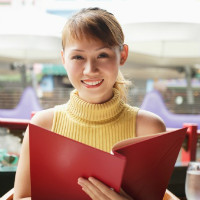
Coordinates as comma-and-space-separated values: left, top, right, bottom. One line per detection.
83, 60, 99, 76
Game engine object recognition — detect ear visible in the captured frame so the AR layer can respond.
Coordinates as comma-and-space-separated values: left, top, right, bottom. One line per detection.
120, 44, 128, 65
61, 50, 65, 64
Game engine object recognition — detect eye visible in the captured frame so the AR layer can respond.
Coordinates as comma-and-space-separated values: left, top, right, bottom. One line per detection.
98, 53, 109, 58
72, 55, 84, 60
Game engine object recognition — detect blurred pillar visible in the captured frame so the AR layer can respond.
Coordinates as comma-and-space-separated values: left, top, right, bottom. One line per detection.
20, 64, 27, 89
30, 65, 38, 96
185, 66, 194, 104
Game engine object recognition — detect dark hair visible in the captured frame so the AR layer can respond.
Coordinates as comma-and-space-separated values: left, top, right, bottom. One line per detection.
62, 7, 131, 102
62, 7, 124, 49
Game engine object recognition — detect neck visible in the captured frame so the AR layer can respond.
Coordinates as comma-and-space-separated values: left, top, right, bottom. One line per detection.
67, 88, 125, 122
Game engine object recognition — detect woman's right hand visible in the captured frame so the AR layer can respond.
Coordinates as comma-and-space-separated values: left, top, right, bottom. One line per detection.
78, 177, 134, 200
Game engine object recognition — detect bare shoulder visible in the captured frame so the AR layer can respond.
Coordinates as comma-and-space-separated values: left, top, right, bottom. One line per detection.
30, 108, 54, 131
136, 109, 166, 137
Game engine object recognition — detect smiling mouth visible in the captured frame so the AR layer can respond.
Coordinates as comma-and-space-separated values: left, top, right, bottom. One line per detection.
81, 79, 104, 87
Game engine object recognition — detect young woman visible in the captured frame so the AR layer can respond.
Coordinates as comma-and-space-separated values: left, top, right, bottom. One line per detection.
14, 7, 169, 200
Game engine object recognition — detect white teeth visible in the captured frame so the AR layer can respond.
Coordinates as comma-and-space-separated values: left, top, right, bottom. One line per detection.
82, 80, 102, 86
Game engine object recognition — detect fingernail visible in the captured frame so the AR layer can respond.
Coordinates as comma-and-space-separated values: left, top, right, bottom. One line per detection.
78, 178, 83, 185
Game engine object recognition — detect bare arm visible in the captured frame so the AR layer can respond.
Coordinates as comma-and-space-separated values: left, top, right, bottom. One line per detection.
13, 125, 31, 200
13, 109, 54, 200
136, 109, 166, 137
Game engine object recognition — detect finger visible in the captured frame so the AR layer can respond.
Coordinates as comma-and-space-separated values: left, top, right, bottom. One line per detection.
78, 177, 110, 200
81, 182, 99, 200
88, 177, 122, 199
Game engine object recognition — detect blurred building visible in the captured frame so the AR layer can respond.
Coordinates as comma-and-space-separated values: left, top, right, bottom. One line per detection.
0, 0, 200, 114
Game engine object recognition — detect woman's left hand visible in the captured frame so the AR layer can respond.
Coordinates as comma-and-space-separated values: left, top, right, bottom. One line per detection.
78, 177, 133, 200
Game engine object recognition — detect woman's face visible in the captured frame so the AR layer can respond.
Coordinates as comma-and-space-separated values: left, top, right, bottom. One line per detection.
61, 38, 127, 104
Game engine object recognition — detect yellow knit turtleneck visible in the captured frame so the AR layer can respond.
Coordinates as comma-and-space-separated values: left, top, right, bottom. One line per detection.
52, 89, 139, 152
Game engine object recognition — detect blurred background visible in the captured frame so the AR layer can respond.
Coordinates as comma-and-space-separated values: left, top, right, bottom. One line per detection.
0, 0, 200, 198
0, 0, 200, 115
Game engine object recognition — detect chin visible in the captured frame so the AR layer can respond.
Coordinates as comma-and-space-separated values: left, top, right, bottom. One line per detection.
91, 93, 113, 104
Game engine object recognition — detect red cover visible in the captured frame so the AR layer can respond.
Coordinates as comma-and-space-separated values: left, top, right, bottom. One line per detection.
113, 128, 187, 200
29, 123, 187, 200
29, 124, 126, 200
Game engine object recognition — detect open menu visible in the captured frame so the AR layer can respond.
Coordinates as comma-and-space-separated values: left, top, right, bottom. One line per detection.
29, 123, 187, 200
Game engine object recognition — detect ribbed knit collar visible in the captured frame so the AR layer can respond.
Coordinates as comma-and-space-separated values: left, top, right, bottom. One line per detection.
67, 89, 125, 122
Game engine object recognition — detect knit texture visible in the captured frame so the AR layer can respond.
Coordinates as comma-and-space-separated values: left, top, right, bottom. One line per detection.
52, 89, 139, 152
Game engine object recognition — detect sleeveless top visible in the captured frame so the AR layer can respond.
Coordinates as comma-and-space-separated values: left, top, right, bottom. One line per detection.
52, 88, 139, 153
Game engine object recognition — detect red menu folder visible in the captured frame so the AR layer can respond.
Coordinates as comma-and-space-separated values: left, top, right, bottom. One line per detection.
29, 124, 126, 200
112, 127, 187, 200
29, 123, 187, 200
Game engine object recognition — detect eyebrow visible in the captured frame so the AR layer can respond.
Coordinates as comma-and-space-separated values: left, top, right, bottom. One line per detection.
96, 46, 111, 51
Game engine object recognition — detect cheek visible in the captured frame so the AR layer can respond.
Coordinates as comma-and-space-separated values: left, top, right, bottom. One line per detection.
102, 63, 119, 81
64, 65, 79, 87
105, 59, 119, 72
64, 63, 80, 77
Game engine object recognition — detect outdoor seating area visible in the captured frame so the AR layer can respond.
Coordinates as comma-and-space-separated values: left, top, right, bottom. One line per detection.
0, 85, 200, 200
0, 117, 199, 199
1, 0, 200, 199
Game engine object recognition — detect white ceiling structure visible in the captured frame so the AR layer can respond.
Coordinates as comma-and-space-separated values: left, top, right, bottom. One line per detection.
0, 7, 65, 64
122, 22, 200, 67
110, 0, 200, 67
0, 0, 200, 68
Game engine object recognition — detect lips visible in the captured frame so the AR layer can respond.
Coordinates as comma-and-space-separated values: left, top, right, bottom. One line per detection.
81, 79, 104, 88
